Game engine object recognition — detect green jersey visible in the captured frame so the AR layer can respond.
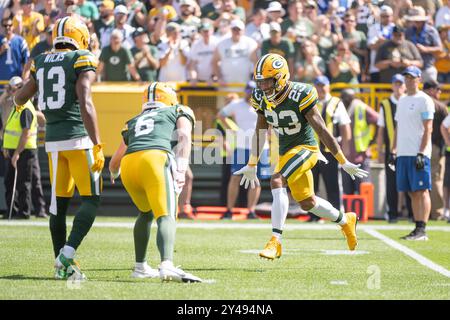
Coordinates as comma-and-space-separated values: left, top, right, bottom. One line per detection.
122, 104, 196, 155
31, 49, 98, 142
250, 81, 318, 155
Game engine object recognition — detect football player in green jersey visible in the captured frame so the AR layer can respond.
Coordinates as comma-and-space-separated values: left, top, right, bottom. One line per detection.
109, 82, 201, 282
14, 16, 104, 280
234, 53, 369, 259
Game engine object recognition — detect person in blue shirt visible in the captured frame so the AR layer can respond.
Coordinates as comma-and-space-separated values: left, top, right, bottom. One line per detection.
0, 17, 29, 85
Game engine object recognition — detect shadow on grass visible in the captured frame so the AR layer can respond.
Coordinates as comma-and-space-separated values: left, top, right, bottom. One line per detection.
0, 275, 54, 281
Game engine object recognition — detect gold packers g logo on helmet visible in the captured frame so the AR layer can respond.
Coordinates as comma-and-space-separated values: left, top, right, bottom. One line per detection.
254, 53, 290, 93
142, 82, 178, 110
53, 16, 90, 50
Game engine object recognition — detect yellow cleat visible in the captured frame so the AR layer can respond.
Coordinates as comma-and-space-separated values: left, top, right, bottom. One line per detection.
341, 212, 358, 250
259, 236, 282, 260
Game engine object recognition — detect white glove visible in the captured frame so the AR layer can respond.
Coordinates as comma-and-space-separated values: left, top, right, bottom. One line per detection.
174, 170, 186, 194
341, 161, 369, 180
233, 165, 260, 189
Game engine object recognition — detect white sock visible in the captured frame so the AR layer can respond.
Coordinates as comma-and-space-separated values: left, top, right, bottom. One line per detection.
309, 196, 347, 225
135, 262, 148, 270
160, 260, 174, 269
271, 188, 289, 241
62, 245, 75, 259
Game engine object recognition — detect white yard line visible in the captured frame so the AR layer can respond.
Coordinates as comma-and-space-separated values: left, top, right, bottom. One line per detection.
0, 220, 450, 231
363, 228, 450, 279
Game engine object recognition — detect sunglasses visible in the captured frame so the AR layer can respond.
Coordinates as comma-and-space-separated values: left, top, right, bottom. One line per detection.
3, 24, 13, 28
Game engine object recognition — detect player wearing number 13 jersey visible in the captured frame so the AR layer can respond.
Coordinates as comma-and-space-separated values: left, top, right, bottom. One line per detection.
14, 16, 104, 280
109, 82, 201, 283
234, 53, 369, 259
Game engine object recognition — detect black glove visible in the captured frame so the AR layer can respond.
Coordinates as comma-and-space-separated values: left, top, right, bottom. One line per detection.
388, 152, 396, 170
416, 153, 425, 170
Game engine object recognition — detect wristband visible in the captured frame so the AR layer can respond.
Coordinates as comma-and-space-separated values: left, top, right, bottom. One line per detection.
176, 157, 189, 173
334, 150, 347, 165
248, 154, 259, 166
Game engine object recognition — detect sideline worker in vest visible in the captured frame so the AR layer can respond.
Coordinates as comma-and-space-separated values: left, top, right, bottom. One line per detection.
340, 88, 379, 195
2, 94, 38, 219
307, 76, 351, 222
376, 74, 411, 223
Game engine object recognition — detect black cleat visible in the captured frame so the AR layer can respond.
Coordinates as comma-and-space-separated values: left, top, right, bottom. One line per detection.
400, 228, 428, 241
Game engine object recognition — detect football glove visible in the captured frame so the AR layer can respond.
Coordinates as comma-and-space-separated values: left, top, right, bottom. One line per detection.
234, 165, 259, 189
91, 143, 105, 172
416, 153, 425, 170
341, 161, 369, 180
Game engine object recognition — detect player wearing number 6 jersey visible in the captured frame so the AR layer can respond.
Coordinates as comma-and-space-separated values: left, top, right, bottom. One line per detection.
109, 82, 201, 283
14, 16, 104, 280
234, 53, 369, 259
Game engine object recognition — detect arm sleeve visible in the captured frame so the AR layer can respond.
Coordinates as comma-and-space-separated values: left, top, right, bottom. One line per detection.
20, 109, 34, 129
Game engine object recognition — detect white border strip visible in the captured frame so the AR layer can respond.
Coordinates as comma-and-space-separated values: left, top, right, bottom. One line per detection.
364, 228, 450, 278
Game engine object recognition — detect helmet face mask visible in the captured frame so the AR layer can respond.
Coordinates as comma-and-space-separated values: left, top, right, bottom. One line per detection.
254, 53, 290, 102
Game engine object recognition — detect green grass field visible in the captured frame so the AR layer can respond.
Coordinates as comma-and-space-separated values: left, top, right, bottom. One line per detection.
0, 217, 449, 300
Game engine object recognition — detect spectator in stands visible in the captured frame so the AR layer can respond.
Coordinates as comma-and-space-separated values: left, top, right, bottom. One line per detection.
391, 66, 434, 240
201, 0, 222, 20
212, 19, 258, 85
94, 0, 115, 48
177, 0, 201, 44
2, 0, 22, 20
157, 22, 190, 82
311, 14, 339, 65
304, 0, 318, 22
218, 81, 271, 220
0, 16, 29, 82
214, 12, 232, 41
77, 0, 99, 24
367, 5, 395, 83
307, 75, 351, 222
148, 0, 178, 33
90, 33, 101, 58
266, 1, 285, 24
342, 13, 368, 81
375, 25, 423, 83
260, 22, 295, 76
405, 6, 442, 82
435, 0, 450, 36
245, 8, 270, 48
220, 0, 246, 22
187, 21, 217, 84
424, 80, 448, 220
295, 39, 326, 83
435, 25, 450, 83
12, 0, 44, 51
340, 88, 378, 195
352, 0, 379, 34
38, 0, 61, 29
328, 40, 361, 85
113, 5, 135, 50
29, 24, 52, 59
376, 74, 406, 223
131, 27, 159, 82
281, 0, 314, 38
123, 0, 147, 28
97, 29, 141, 81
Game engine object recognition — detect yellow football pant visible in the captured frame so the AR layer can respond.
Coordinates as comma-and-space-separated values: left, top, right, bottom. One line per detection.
121, 149, 177, 219
274, 145, 319, 202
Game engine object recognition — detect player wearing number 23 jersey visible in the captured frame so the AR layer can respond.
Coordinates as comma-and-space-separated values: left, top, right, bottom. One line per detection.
109, 82, 201, 282
14, 16, 105, 280
234, 53, 369, 260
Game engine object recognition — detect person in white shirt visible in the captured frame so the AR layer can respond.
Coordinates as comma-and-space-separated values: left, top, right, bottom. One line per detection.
307, 75, 351, 222
187, 21, 217, 84
113, 5, 136, 50
211, 19, 258, 85
157, 22, 190, 82
217, 81, 270, 220
245, 8, 270, 49
390, 66, 434, 240
435, 0, 450, 39
367, 5, 394, 82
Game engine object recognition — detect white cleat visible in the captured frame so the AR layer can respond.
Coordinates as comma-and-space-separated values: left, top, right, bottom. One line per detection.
131, 263, 160, 279
159, 263, 202, 283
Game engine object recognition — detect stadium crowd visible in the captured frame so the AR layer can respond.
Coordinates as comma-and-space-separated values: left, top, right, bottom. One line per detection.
0, 0, 450, 224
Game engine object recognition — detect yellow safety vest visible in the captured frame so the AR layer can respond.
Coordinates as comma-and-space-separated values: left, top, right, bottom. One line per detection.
381, 98, 395, 151
3, 100, 37, 150
353, 104, 371, 153
315, 97, 340, 152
